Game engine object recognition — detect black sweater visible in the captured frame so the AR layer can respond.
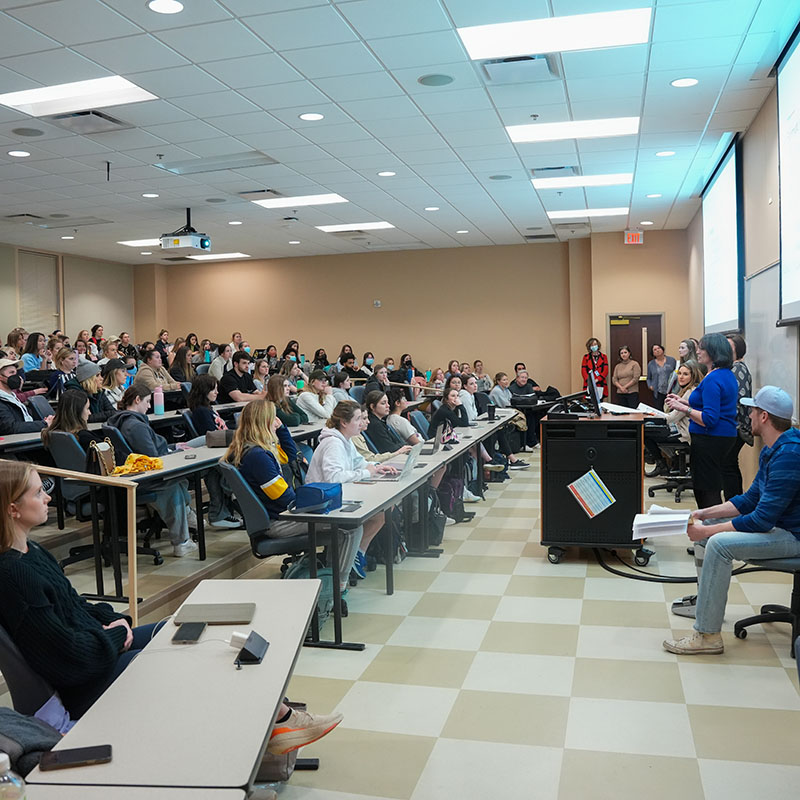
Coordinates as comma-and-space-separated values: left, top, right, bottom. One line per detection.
366, 413, 404, 454
0, 396, 46, 435
0, 542, 129, 717
428, 403, 469, 439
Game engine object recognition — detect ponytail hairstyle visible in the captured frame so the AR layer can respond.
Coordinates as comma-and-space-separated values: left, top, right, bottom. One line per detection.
326, 400, 360, 430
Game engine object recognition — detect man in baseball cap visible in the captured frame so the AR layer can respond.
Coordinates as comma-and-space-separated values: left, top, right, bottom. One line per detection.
664, 386, 799, 655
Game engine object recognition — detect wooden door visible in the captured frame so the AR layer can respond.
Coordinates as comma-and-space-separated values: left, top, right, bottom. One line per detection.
607, 314, 663, 405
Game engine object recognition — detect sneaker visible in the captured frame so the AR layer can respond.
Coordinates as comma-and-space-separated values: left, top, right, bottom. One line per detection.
463, 488, 481, 503
445, 516, 457, 526
210, 514, 243, 529
484, 462, 505, 472
41, 476, 55, 494
672, 594, 697, 618
663, 630, 723, 655
267, 708, 343, 755
172, 538, 199, 558
186, 506, 198, 529
352, 550, 367, 580
508, 460, 530, 469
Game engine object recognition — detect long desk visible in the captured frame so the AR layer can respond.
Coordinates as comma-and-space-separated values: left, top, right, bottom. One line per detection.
27, 787, 245, 799
26, 578, 319, 792
280, 409, 518, 650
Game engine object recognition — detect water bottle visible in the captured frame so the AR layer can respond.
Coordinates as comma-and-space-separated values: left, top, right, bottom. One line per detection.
153, 385, 164, 415
0, 753, 25, 798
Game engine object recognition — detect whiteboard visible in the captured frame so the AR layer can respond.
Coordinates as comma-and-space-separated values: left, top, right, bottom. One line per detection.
745, 264, 799, 419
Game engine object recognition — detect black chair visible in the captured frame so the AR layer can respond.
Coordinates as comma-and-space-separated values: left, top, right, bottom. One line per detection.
0, 623, 55, 716
180, 381, 192, 405
44, 430, 98, 534
196, 363, 210, 375
28, 394, 55, 420
180, 409, 199, 439
734, 557, 800, 656
647, 441, 692, 502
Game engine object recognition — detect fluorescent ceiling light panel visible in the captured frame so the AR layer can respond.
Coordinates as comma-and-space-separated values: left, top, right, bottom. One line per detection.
155, 151, 277, 175
547, 207, 629, 219
187, 252, 251, 261
0, 76, 156, 117
508, 117, 639, 143
316, 222, 395, 232
252, 193, 348, 209
532, 172, 633, 189
457, 7, 652, 60
117, 238, 161, 247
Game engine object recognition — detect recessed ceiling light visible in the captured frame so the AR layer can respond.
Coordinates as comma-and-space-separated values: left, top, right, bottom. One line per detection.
316, 221, 394, 233
0, 76, 157, 117
186, 252, 251, 261
418, 74, 455, 87
377, 171, 396, 177
147, 0, 183, 13
456, 230, 469, 234
7, 150, 30, 158
671, 78, 698, 88
206, 197, 226, 203
547, 207, 629, 219
655, 151, 675, 157
289, 240, 301, 245
117, 238, 161, 247
646, 193, 662, 198
11, 127, 44, 137
228, 220, 243, 225
60, 235, 74, 240
532, 172, 633, 189
489, 174, 512, 181
457, 7, 652, 60
253, 192, 348, 209
141, 192, 159, 198
507, 116, 639, 143
49, 213, 69, 218
640, 220, 654, 225
424, 206, 439, 211
298, 112, 324, 121
140, 251, 152, 255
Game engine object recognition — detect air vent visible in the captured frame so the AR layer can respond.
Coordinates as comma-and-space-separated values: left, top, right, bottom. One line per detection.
482, 55, 560, 84
162, 256, 193, 262
238, 189, 283, 200
531, 166, 578, 178
44, 110, 132, 135
554, 222, 591, 240
524, 234, 558, 242
35, 217, 112, 229
4, 213, 45, 223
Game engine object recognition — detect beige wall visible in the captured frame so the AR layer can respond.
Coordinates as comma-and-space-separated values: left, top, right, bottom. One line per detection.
132, 263, 168, 343
686, 208, 704, 335
567, 238, 593, 392
0, 244, 16, 333
152, 244, 575, 392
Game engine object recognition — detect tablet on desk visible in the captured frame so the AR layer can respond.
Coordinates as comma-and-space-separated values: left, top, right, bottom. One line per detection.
174, 602, 256, 625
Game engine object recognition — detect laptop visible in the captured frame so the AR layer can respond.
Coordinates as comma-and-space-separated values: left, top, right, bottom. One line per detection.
372, 443, 423, 482
421, 424, 444, 455
174, 602, 256, 625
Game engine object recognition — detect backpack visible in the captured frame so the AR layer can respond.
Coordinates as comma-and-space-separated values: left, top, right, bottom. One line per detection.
367, 507, 407, 565
437, 474, 468, 522
281, 554, 335, 627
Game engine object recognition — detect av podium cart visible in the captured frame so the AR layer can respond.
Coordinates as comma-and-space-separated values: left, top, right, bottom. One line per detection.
540, 413, 649, 565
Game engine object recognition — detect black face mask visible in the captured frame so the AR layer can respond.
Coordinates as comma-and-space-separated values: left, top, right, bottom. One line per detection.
403, 359, 412, 367
5, 374, 22, 390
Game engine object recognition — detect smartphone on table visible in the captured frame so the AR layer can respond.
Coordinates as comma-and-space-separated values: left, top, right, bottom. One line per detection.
40, 745, 112, 771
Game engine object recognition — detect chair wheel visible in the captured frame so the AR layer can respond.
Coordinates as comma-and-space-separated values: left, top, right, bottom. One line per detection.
153, 555, 164, 566
648, 489, 655, 498
734, 627, 747, 639
634, 552, 651, 567
547, 547, 564, 564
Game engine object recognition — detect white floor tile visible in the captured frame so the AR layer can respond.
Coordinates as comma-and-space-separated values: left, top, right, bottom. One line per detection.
464, 651, 575, 696
337, 681, 459, 737
566, 697, 695, 757
386, 616, 490, 651
494, 595, 583, 625
739, 582, 794, 608
397, 553, 452, 572
280, 789, 395, 800
345, 589, 425, 617
699, 759, 800, 800
668, 603, 759, 632
583, 576, 667, 602
679, 662, 800, 710
513, 558, 588, 577
455, 539, 528, 557
476, 515, 538, 529
428, 571, 511, 596
577, 625, 677, 663
492, 498, 541, 509
411, 738, 562, 800
293, 643, 382, 680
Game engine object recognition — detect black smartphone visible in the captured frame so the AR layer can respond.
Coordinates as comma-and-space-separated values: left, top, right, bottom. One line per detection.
184, 453, 197, 459
40, 745, 112, 771
172, 621, 206, 644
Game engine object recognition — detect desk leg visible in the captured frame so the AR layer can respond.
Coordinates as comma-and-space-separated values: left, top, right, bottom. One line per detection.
307, 522, 320, 643
90, 486, 104, 596
54, 477, 65, 530
192, 473, 206, 561
108, 487, 123, 598
407, 484, 442, 559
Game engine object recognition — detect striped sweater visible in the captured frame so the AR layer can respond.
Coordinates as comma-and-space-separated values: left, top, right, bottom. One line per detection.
237, 425, 297, 519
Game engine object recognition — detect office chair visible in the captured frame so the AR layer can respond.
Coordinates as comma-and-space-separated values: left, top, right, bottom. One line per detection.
44, 430, 98, 537
0, 623, 55, 716
647, 441, 693, 503
348, 385, 365, 404
180, 409, 199, 439
409, 410, 429, 438
27, 394, 55, 420
195, 363, 210, 375
180, 381, 192, 404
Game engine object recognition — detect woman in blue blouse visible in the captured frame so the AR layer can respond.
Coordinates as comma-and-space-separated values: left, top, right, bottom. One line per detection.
20, 332, 52, 373
665, 333, 738, 509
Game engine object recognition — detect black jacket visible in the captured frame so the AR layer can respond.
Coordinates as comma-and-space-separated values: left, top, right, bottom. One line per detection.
106, 410, 168, 456
0, 395, 46, 435
366, 413, 404, 454
428, 403, 469, 439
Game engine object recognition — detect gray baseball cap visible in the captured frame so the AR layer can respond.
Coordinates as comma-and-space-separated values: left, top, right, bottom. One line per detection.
740, 385, 793, 420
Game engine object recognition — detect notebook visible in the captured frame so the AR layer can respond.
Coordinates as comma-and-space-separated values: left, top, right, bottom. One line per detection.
174, 602, 256, 625
421, 424, 444, 455
373, 443, 423, 482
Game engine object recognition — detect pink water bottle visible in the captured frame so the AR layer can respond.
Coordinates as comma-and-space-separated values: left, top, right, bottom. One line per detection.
153, 385, 164, 415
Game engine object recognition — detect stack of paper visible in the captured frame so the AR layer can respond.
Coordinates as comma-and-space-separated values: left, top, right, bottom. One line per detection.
632, 509, 692, 539
601, 401, 638, 414
636, 402, 669, 419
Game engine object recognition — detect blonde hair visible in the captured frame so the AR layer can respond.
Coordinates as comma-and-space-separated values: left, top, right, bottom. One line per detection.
80, 376, 100, 395
224, 399, 279, 466
53, 347, 76, 371
0, 461, 36, 553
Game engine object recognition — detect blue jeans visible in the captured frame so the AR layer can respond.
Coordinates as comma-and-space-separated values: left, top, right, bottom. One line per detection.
695, 528, 800, 633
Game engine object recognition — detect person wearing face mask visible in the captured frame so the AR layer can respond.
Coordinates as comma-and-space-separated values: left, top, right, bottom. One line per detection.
581, 338, 609, 401
359, 351, 375, 378
265, 344, 280, 374
383, 356, 396, 373
280, 348, 302, 373
646, 343, 676, 408
312, 348, 329, 372
0, 359, 51, 434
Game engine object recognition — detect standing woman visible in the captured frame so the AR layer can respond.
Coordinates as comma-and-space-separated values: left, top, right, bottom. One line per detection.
667, 339, 701, 394
646, 343, 676, 408
611, 345, 642, 408
722, 333, 754, 499
20, 332, 52, 373
295, 369, 336, 421
581, 337, 609, 400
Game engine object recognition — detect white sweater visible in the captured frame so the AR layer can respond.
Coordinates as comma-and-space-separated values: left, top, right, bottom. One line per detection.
296, 390, 337, 421
458, 389, 478, 422
306, 428, 372, 483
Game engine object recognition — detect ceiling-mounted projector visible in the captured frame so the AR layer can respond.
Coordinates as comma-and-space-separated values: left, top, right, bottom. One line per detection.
160, 207, 210, 252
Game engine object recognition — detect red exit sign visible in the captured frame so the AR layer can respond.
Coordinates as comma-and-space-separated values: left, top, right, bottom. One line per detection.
624, 230, 644, 245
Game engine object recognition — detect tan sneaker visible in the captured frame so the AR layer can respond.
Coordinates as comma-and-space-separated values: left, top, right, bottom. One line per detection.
663, 630, 723, 655
267, 708, 343, 754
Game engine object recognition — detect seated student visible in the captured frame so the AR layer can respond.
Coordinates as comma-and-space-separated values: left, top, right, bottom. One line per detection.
88, 324, 105, 356
307, 400, 396, 581
383, 355, 396, 373
663, 386, 800, 656
266, 374, 309, 427
153, 329, 171, 363
229, 331, 244, 353
4, 329, 26, 361
41, 389, 102, 453
331, 371, 352, 404
445, 359, 461, 380
107, 385, 197, 557
118, 332, 138, 362
138, 341, 155, 361
508, 368, 541, 396
136, 349, 180, 393
473, 360, 492, 393
459, 362, 471, 375
184, 332, 201, 362
75, 330, 96, 361
167, 337, 185, 368
514, 361, 526, 375
364, 364, 391, 396
20, 332, 53, 373
335, 344, 356, 371
188, 374, 229, 435
339, 353, 361, 379
218, 352, 265, 404
428, 386, 469, 438
296, 370, 336, 421
252, 358, 271, 392
359, 351, 375, 379
489, 372, 512, 407
100, 359, 128, 409
0, 359, 50, 434
365, 391, 407, 453
262, 344, 280, 374
353, 403, 411, 463
96, 339, 119, 367
399, 353, 424, 382
168, 345, 194, 384
209, 343, 233, 381
428, 367, 446, 390
47, 347, 78, 401
64, 362, 115, 423
74, 338, 90, 364
198, 338, 214, 364
508, 368, 543, 449
385, 388, 423, 445
311, 348, 329, 372
279, 358, 308, 393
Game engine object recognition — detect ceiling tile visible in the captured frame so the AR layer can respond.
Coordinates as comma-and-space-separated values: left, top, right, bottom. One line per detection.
340, 95, 421, 121
653, 0, 760, 42
144, 119, 226, 143
2, 48, 111, 85
648, 36, 744, 71
170, 91, 259, 118
300, 122, 371, 144
0, 12, 60, 57
199, 53, 301, 89
106, 100, 193, 127
234, 129, 312, 151
207, 111, 287, 136
562, 45, 649, 80
381, 133, 448, 152
367, 31, 467, 70
127, 65, 226, 98
414, 86, 492, 114
0, 63, 41, 93
76, 34, 189, 74
284, 42, 382, 79
567, 74, 644, 102
339, 0, 451, 38
244, 7, 357, 50
239, 80, 330, 110
486, 82, 567, 108
313, 71, 404, 102
104, 0, 232, 29
156, 19, 269, 63
442, 0, 550, 26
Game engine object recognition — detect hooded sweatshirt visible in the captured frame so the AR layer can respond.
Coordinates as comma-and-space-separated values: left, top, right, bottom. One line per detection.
731, 427, 800, 537
306, 427, 373, 484
106, 410, 168, 456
